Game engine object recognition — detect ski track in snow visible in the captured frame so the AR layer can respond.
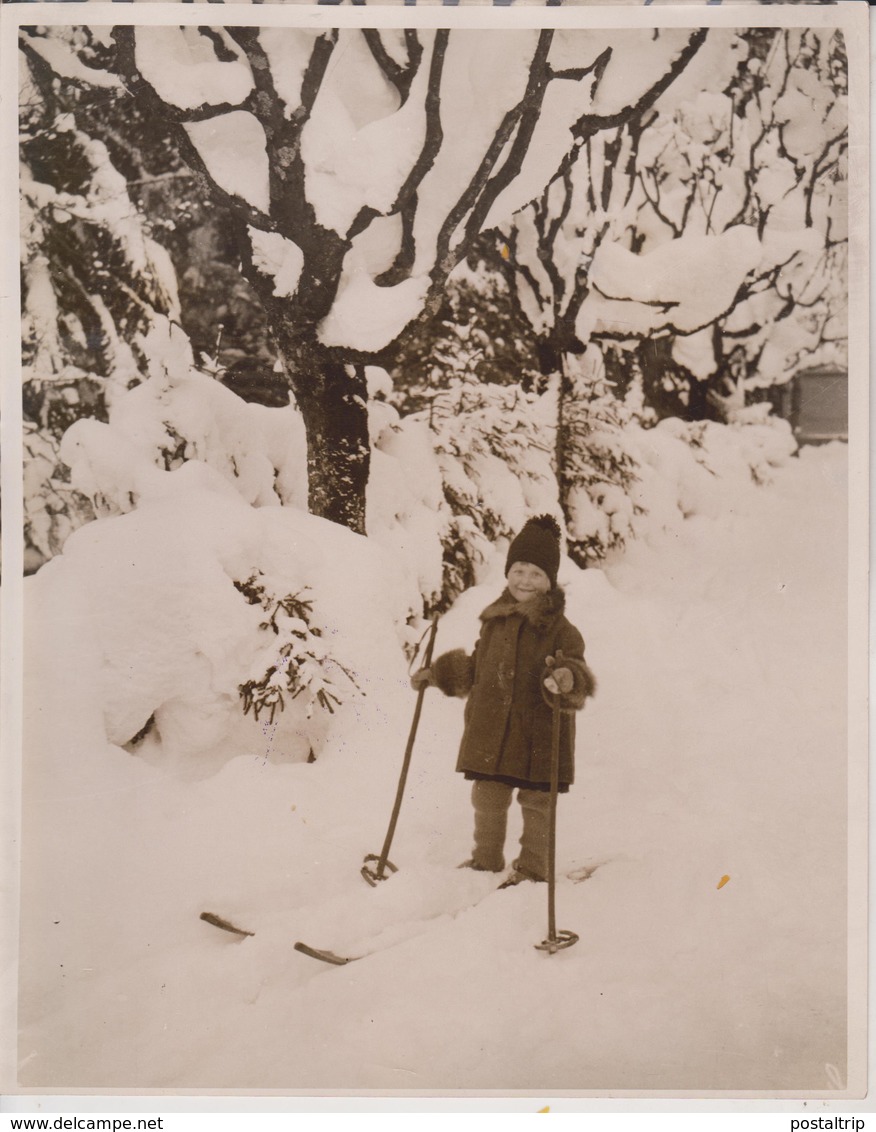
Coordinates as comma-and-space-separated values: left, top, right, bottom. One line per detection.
17, 446, 849, 1092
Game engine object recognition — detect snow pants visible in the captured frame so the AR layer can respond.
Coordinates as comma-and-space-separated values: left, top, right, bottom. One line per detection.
470, 779, 551, 880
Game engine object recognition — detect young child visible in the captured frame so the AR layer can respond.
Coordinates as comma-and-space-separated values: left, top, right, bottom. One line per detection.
412, 515, 596, 887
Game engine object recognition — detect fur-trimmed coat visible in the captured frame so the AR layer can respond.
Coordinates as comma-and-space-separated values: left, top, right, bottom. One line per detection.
430, 588, 595, 791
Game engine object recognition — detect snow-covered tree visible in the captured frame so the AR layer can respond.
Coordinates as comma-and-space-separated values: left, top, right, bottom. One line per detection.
588, 27, 848, 418
20, 23, 712, 534
19, 35, 182, 569
493, 27, 847, 422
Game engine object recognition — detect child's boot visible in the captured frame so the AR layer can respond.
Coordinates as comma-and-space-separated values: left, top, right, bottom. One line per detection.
511, 788, 551, 882
465, 779, 513, 872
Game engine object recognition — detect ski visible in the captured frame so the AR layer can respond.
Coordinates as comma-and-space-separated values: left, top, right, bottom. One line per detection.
293, 940, 358, 965
200, 911, 255, 938
293, 874, 535, 966
293, 894, 498, 966
209, 860, 607, 962
567, 858, 612, 883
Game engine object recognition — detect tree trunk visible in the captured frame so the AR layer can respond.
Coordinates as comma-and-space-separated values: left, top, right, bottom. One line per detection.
555, 350, 574, 512
273, 324, 371, 534
237, 227, 370, 534
636, 337, 705, 422
301, 360, 370, 534
542, 329, 578, 524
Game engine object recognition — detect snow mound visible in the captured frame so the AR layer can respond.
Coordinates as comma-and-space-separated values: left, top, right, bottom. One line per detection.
27, 483, 412, 774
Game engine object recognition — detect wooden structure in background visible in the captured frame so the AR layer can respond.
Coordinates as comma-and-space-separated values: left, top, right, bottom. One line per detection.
779, 364, 848, 445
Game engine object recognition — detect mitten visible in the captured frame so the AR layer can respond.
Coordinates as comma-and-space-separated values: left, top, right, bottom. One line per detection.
544, 667, 573, 695
541, 649, 596, 709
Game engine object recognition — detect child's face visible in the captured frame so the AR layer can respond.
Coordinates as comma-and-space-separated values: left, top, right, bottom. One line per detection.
506, 561, 551, 602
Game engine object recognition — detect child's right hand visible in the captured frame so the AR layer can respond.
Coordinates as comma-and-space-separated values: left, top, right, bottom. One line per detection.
410, 667, 433, 691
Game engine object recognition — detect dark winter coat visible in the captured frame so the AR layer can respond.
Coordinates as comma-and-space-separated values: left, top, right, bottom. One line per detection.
430, 588, 595, 791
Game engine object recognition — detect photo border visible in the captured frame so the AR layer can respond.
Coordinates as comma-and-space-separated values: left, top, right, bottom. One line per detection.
1, 0, 869, 1112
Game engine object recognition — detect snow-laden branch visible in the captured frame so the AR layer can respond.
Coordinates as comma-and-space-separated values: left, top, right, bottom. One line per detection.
573, 28, 708, 137
20, 32, 122, 92
372, 30, 448, 285
433, 30, 555, 283
103, 26, 274, 230
362, 28, 423, 103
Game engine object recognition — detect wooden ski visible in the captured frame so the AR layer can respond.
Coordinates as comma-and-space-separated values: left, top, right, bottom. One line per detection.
200, 911, 255, 938
294, 940, 358, 965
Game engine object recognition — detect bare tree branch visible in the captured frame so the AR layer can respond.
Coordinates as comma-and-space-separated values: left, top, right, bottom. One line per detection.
804, 128, 848, 228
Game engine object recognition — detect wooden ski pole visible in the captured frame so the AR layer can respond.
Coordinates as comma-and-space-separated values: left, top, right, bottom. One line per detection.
535, 692, 579, 953
362, 617, 439, 886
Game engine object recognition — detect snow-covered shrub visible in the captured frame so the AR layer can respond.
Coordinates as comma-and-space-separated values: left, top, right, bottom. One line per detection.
23, 422, 96, 572
416, 376, 561, 608
438, 514, 486, 610
389, 251, 542, 411
236, 574, 361, 726
724, 407, 799, 484
560, 352, 642, 565
659, 408, 797, 490
624, 420, 723, 532
368, 372, 562, 617
620, 407, 799, 546
26, 469, 410, 772
60, 320, 307, 518
366, 393, 448, 620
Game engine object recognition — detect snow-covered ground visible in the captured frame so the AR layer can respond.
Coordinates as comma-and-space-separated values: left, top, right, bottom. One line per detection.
17, 440, 849, 1094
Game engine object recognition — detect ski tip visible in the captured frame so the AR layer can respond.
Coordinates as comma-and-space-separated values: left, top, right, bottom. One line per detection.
567, 858, 611, 883
200, 911, 255, 938
294, 941, 356, 965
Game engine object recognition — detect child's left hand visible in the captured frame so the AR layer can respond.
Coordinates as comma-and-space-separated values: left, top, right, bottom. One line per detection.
544, 667, 573, 695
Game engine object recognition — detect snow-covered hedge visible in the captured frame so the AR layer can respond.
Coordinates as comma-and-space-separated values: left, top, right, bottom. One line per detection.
369, 366, 797, 610
559, 352, 643, 566
369, 359, 653, 597
422, 377, 561, 606
624, 410, 798, 542
368, 375, 562, 615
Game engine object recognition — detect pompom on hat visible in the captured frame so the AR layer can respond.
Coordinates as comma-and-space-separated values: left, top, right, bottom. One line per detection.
505, 514, 562, 587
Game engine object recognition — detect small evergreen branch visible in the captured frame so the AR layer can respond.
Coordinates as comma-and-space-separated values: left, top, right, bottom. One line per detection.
235, 574, 362, 723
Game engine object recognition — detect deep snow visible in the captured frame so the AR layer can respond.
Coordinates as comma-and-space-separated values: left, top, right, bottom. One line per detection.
16, 440, 850, 1094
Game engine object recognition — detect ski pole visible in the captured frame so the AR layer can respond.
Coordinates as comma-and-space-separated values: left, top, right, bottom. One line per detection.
535, 691, 579, 954
362, 616, 439, 886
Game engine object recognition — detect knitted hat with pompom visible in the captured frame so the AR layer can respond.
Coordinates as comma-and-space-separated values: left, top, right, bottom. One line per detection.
505, 515, 562, 588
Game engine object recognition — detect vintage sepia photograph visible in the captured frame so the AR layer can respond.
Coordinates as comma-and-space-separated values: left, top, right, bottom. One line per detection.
3, 0, 868, 1103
